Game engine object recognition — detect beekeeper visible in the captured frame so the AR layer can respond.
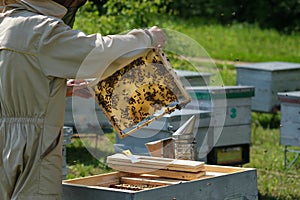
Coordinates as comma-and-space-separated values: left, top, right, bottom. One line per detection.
0, 0, 166, 199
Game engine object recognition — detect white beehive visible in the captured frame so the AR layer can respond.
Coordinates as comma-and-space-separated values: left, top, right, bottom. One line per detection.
236, 62, 300, 113
278, 91, 300, 169
185, 85, 255, 165
175, 69, 213, 87
278, 91, 300, 147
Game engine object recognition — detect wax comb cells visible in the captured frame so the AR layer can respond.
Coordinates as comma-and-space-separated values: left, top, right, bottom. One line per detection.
94, 48, 191, 138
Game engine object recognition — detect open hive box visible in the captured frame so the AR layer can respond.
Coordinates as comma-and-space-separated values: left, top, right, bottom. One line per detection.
63, 154, 258, 200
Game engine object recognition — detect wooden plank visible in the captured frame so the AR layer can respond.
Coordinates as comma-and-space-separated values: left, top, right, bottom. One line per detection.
204, 165, 248, 173
63, 172, 128, 186
145, 137, 175, 158
137, 155, 203, 168
108, 163, 206, 181
108, 160, 204, 173
107, 159, 204, 172
107, 154, 204, 171
145, 140, 163, 157
120, 177, 182, 186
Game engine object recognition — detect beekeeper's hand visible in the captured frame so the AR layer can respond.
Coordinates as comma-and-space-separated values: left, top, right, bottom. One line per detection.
66, 79, 92, 98
146, 26, 166, 48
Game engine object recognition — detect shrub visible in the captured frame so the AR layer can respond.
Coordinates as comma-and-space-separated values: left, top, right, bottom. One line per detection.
167, 0, 300, 33
80, 0, 169, 34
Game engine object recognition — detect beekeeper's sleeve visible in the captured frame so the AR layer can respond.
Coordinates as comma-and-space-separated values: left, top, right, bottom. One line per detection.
37, 19, 152, 79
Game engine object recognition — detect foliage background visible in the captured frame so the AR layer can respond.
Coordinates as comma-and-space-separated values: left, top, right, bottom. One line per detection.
86, 0, 300, 34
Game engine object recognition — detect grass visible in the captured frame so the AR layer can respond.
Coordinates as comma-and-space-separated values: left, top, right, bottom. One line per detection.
247, 113, 300, 199
66, 13, 300, 199
158, 17, 300, 63
66, 136, 114, 179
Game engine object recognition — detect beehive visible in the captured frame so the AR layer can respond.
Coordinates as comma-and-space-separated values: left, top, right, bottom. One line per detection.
174, 69, 213, 87
62, 165, 258, 200
236, 61, 300, 113
278, 91, 300, 147
278, 91, 300, 169
185, 85, 255, 165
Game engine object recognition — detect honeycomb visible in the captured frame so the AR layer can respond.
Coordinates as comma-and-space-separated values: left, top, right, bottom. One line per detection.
94, 48, 190, 138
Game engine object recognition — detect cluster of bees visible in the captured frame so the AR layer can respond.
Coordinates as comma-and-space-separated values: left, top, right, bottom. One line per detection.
109, 183, 157, 191
128, 83, 177, 123
94, 48, 189, 137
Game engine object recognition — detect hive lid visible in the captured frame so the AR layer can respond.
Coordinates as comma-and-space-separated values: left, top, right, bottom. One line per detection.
278, 91, 300, 103
92, 48, 191, 138
235, 61, 300, 71
174, 69, 213, 78
186, 85, 255, 99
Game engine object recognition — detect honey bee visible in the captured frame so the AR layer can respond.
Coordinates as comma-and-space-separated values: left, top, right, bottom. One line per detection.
94, 48, 190, 136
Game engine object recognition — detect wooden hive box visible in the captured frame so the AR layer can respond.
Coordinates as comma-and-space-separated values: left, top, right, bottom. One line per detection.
185, 86, 255, 165
62, 165, 258, 200
186, 86, 255, 127
174, 69, 213, 87
278, 91, 300, 147
64, 96, 112, 133
235, 61, 300, 113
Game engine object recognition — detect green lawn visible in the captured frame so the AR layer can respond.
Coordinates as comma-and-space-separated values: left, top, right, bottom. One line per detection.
74, 13, 300, 64
166, 19, 300, 63
246, 115, 300, 200
67, 14, 300, 199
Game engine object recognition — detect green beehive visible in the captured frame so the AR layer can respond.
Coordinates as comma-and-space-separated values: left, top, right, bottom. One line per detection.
185, 86, 255, 165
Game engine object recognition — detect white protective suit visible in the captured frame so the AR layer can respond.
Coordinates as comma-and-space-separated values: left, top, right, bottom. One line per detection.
0, 0, 154, 199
